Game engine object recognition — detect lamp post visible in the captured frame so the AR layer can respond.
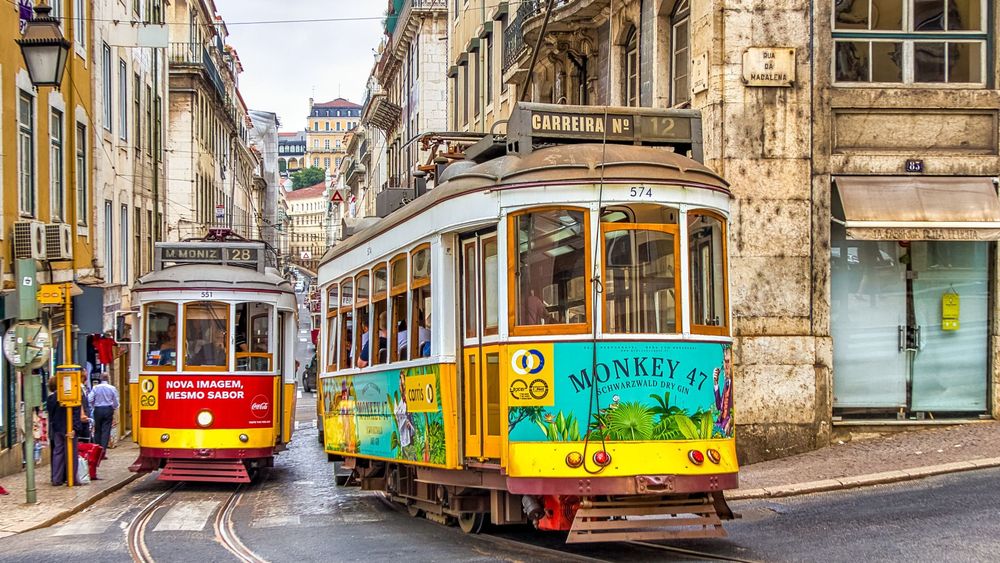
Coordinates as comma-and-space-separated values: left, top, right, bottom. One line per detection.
15, 1, 71, 500
16, 3, 71, 88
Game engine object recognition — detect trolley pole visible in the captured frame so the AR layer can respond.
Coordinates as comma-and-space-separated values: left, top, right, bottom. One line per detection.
64, 283, 74, 488
21, 365, 35, 504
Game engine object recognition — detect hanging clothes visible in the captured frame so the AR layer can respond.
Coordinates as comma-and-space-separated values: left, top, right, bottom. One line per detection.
96, 335, 115, 366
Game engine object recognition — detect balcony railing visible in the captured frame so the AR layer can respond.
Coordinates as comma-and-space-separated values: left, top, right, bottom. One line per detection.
168, 42, 225, 99
502, 1, 541, 73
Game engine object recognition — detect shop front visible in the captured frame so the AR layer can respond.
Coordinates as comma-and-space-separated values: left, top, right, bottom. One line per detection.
830, 177, 998, 418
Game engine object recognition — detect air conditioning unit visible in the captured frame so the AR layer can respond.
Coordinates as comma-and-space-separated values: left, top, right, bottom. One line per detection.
44, 223, 73, 261
12, 221, 46, 260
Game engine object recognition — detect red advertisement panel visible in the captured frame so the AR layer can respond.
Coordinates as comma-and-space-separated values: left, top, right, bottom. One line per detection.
140, 375, 275, 429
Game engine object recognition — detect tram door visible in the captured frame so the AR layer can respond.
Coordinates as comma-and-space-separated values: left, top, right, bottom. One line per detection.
461, 233, 502, 460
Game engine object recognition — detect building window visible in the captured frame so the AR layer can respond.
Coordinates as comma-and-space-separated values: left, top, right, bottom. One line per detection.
336, 140, 341, 149
324, 157, 331, 169
50, 109, 64, 222
324, 139, 330, 149
670, 1, 691, 106
325, 121, 330, 131
18, 92, 35, 217
336, 157, 342, 168
451, 75, 459, 127
336, 122, 341, 131
135, 207, 142, 276
833, 0, 987, 85
76, 124, 87, 225
105, 201, 114, 283
145, 85, 152, 156
313, 158, 319, 167
147, 209, 154, 271
134, 73, 142, 154
474, 49, 481, 117
74, 0, 85, 48
485, 34, 493, 105
102, 44, 112, 130
462, 63, 469, 126
121, 204, 129, 282
623, 25, 639, 107
119, 59, 128, 140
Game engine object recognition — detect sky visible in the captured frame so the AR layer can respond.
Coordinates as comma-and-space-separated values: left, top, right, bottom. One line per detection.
214, 0, 385, 132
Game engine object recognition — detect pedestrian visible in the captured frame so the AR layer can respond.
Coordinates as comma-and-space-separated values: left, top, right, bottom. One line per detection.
89, 373, 120, 451
45, 376, 82, 486
78, 372, 93, 442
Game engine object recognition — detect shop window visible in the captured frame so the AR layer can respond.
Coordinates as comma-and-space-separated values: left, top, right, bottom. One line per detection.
511, 208, 589, 334
389, 254, 408, 362
410, 245, 432, 357
235, 302, 273, 371
688, 211, 728, 335
338, 279, 354, 370
183, 302, 230, 370
833, 0, 986, 85
144, 302, 178, 368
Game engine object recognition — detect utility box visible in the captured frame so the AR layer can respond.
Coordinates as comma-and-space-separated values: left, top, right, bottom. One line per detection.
56, 365, 82, 407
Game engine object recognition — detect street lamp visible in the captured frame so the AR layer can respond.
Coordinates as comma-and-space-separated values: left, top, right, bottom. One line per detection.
17, 3, 70, 88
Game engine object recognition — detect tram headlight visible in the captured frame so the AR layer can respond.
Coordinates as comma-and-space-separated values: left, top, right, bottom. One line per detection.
565, 451, 583, 468
688, 449, 705, 465
160, 433, 170, 443
196, 409, 214, 428
706, 448, 721, 464
592, 450, 611, 467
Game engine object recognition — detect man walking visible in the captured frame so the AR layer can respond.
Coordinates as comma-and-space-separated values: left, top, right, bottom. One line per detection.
89, 374, 119, 450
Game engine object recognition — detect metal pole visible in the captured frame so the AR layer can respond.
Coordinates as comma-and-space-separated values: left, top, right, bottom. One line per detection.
64, 283, 74, 488
21, 368, 35, 503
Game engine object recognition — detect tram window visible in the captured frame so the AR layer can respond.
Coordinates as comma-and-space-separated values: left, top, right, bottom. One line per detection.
463, 240, 478, 339
389, 254, 408, 362
372, 264, 388, 366
482, 237, 499, 336
511, 209, 589, 331
338, 279, 353, 370
326, 285, 339, 370
411, 245, 431, 357
235, 302, 272, 371
601, 204, 678, 225
603, 226, 679, 334
689, 211, 728, 334
355, 271, 371, 368
144, 302, 178, 368
184, 302, 230, 370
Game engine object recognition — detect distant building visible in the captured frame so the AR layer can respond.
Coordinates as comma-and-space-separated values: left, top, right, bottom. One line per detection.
305, 98, 361, 174
285, 181, 330, 273
249, 110, 280, 249
278, 130, 306, 174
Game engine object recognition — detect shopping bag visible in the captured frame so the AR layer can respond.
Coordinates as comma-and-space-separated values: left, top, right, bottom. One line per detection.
77, 457, 91, 484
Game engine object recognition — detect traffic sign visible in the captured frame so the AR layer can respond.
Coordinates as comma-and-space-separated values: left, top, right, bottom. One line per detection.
330, 190, 345, 204
215, 204, 225, 220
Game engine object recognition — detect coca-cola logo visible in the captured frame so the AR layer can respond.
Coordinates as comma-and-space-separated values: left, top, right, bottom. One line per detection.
250, 394, 271, 419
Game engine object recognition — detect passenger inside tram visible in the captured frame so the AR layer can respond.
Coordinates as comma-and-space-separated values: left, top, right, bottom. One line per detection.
144, 303, 178, 367
191, 327, 228, 367
354, 316, 370, 368
418, 310, 431, 357
157, 323, 177, 366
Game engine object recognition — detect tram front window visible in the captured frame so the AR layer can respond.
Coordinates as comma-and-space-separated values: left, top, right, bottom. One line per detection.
145, 302, 178, 368
689, 211, 728, 334
184, 302, 230, 370
235, 302, 272, 371
603, 227, 678, 333
513, 209, 588, 329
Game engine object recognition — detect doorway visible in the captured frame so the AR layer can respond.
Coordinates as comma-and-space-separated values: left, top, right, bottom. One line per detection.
460, 232, 502, 460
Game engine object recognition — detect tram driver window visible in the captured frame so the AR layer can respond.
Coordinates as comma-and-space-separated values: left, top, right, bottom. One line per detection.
688, 211, 728, 334
144, 302, 178, 368
512, 209, 588, 330
235, 302, 273, 371
184, 302, 230, 370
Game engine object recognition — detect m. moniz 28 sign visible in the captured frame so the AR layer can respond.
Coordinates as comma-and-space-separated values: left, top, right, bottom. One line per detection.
507, 102, 703, 161
154, 242, 266, 271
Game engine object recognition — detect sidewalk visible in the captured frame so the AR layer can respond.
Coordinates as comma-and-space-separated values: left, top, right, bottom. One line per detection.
0, 440, 142, 538
0, 424, 998, 536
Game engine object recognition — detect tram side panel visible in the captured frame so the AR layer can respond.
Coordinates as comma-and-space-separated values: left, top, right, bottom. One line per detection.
319, 363, 461, 469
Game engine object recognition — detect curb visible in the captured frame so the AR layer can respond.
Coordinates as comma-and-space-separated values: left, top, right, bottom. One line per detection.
18, 472, 146, 534
728, 456, 1000, 501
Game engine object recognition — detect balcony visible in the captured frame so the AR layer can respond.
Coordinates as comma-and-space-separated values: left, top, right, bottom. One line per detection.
501, 0, 540, 74
361, 87, 402, 134
168, 42, 226, 99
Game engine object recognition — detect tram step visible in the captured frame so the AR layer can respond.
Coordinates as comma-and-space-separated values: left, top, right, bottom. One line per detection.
158, 460, 251, 483
567, 495, 728, 543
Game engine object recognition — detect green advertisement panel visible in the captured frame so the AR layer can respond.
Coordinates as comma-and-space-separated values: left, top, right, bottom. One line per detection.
321, 364, 446, 465
508, 341, 733, 443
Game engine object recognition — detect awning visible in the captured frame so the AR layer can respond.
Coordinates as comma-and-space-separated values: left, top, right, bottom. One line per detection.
832, 176, 1000, 241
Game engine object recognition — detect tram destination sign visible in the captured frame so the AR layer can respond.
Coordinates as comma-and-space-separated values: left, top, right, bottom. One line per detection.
155, 243, 266, 272
507, 102, 703, 162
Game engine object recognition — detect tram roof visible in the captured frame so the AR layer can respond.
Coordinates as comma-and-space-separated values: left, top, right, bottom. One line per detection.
134, 264, 294, 293
320, 143, 728, 267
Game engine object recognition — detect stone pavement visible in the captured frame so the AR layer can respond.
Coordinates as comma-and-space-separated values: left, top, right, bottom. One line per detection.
0, 439, 141, 538
0, 423, 997, 537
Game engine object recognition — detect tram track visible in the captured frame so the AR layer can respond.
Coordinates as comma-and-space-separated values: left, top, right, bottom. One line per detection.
125, 478, 267, 563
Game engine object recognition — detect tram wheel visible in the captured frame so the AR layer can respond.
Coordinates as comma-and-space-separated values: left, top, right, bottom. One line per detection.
457, 512, 486, 534
407, 504, 423, 518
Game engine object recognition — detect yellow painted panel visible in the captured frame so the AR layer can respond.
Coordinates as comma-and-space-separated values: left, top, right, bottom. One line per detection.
283, 382, 296, 442
507, 439, 739, 478
137, 427, 276, 450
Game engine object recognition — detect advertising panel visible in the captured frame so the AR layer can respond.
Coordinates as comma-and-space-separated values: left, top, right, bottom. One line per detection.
507, 341, 733, 443
321, 364, 446, 465
138, 375, 275, 428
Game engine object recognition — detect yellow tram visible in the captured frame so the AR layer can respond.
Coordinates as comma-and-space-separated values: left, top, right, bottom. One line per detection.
127, 231, 298, 483
317, 103, 736, 542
